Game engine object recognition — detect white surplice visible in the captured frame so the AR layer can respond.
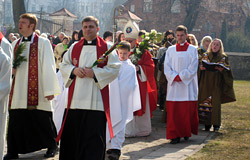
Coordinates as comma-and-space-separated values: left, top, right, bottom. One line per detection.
10, 33, 61, 111
0, 48, 12, 160
59, 42, 121, 111
106, 59, 141, 149
52, 71, 68, 134
164, 44, 198, 101
0, 36, 12, 59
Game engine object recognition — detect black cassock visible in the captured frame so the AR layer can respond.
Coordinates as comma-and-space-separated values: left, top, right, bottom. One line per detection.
7, 109, 57, 154
59, 109, 106, 160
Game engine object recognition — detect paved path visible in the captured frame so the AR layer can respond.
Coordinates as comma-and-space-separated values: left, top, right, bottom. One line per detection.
3, 109, 215, 160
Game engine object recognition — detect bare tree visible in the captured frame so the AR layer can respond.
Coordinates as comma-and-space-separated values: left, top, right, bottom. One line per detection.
12, 0, 26, 32
181, 0, 201, 33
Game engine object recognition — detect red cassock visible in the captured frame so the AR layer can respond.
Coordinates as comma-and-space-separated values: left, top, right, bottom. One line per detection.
130, 50, 157, 118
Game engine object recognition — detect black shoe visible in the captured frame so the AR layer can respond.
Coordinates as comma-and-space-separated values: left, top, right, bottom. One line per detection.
184, 137, 189, 141
213, 125, 220, 132
3, 153, 19, 160
170, 137, 180, 144
205, 125, 212, 131
44, 146, 58, 158
107, 149, 121, 160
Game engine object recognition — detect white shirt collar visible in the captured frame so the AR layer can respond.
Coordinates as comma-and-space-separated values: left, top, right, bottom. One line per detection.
180, 41, 186, 46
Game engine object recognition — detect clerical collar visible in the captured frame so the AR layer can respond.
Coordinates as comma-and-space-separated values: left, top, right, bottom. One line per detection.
84, 38, 97, 45
176, 41, 189, 52
22, 34, 33, 42
180, 41, 187, 46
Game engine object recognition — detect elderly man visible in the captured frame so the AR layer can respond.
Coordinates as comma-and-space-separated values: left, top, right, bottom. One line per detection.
53, 32, 65, 45
124, 20, 157, 138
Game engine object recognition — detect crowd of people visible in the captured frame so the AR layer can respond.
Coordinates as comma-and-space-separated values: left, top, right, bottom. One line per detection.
0, 13, 236, 160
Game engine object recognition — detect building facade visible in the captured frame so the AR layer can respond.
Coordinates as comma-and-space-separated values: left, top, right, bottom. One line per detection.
123, 0, 250, 40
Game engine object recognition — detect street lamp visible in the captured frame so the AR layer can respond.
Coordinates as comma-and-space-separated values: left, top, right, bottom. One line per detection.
113, 4, 124, 43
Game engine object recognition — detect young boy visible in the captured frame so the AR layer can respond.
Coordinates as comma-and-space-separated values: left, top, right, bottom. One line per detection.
106, 41, 141, 160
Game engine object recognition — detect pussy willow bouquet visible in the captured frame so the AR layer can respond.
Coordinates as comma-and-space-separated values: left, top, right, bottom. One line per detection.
91, 42, 121, 68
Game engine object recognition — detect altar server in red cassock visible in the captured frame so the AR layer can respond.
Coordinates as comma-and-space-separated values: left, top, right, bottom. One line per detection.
59, 16, 121, 160
124, 20, 157, 137
164, 25, 199, 144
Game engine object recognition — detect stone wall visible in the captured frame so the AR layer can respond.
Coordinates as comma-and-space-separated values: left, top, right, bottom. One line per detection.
227, 52, 250, 80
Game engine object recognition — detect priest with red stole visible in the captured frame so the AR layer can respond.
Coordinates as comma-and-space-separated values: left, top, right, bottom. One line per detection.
164, 25, 199, 144
124, 20, 157, 137
59, 16, 121, 160
4, 13, 61, 160
0, 32, 12, 59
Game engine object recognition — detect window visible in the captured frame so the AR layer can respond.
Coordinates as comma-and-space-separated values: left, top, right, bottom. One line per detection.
130, 4, 135, 12
171, 0, 180, 13
143, 0, 153, 13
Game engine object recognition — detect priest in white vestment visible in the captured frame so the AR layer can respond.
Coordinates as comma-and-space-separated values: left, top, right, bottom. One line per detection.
164, 25, 199, 144
106, 41, 141, 159
0, 32, 13, 59
59, 16, 121, 160
0, 48, 12, 160
4, 13, 60, 160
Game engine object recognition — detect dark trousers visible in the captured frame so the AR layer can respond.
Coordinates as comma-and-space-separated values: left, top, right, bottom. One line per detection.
59, 109, 106, 160
7, 109, 57, 154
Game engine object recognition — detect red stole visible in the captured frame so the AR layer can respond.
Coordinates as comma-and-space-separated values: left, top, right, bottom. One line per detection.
9, 34, 39, 108
0, 32, 4, 46
176, 42, 189, 52
130, 49, 157, 118
56, 36, 113, 142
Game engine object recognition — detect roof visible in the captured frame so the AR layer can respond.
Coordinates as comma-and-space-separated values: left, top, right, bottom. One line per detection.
50, 8, 78, 18
116, 10, 142, 21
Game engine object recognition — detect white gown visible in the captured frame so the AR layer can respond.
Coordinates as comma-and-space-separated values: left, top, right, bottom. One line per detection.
0, 48, 12, 160
106, 59, 141, 149
52, 71, 68, 134
0, 36, 12, 59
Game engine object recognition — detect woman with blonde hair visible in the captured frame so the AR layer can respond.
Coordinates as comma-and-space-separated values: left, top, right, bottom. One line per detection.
188, 34, 198, 47
198, 36, 212, 63
198, 38, 236, 132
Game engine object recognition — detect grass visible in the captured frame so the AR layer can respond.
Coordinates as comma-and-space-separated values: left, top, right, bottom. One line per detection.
187, 80, 250, 160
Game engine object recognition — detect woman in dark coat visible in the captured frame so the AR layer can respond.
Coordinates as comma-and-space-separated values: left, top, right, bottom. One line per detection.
198, 38, 236, 132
